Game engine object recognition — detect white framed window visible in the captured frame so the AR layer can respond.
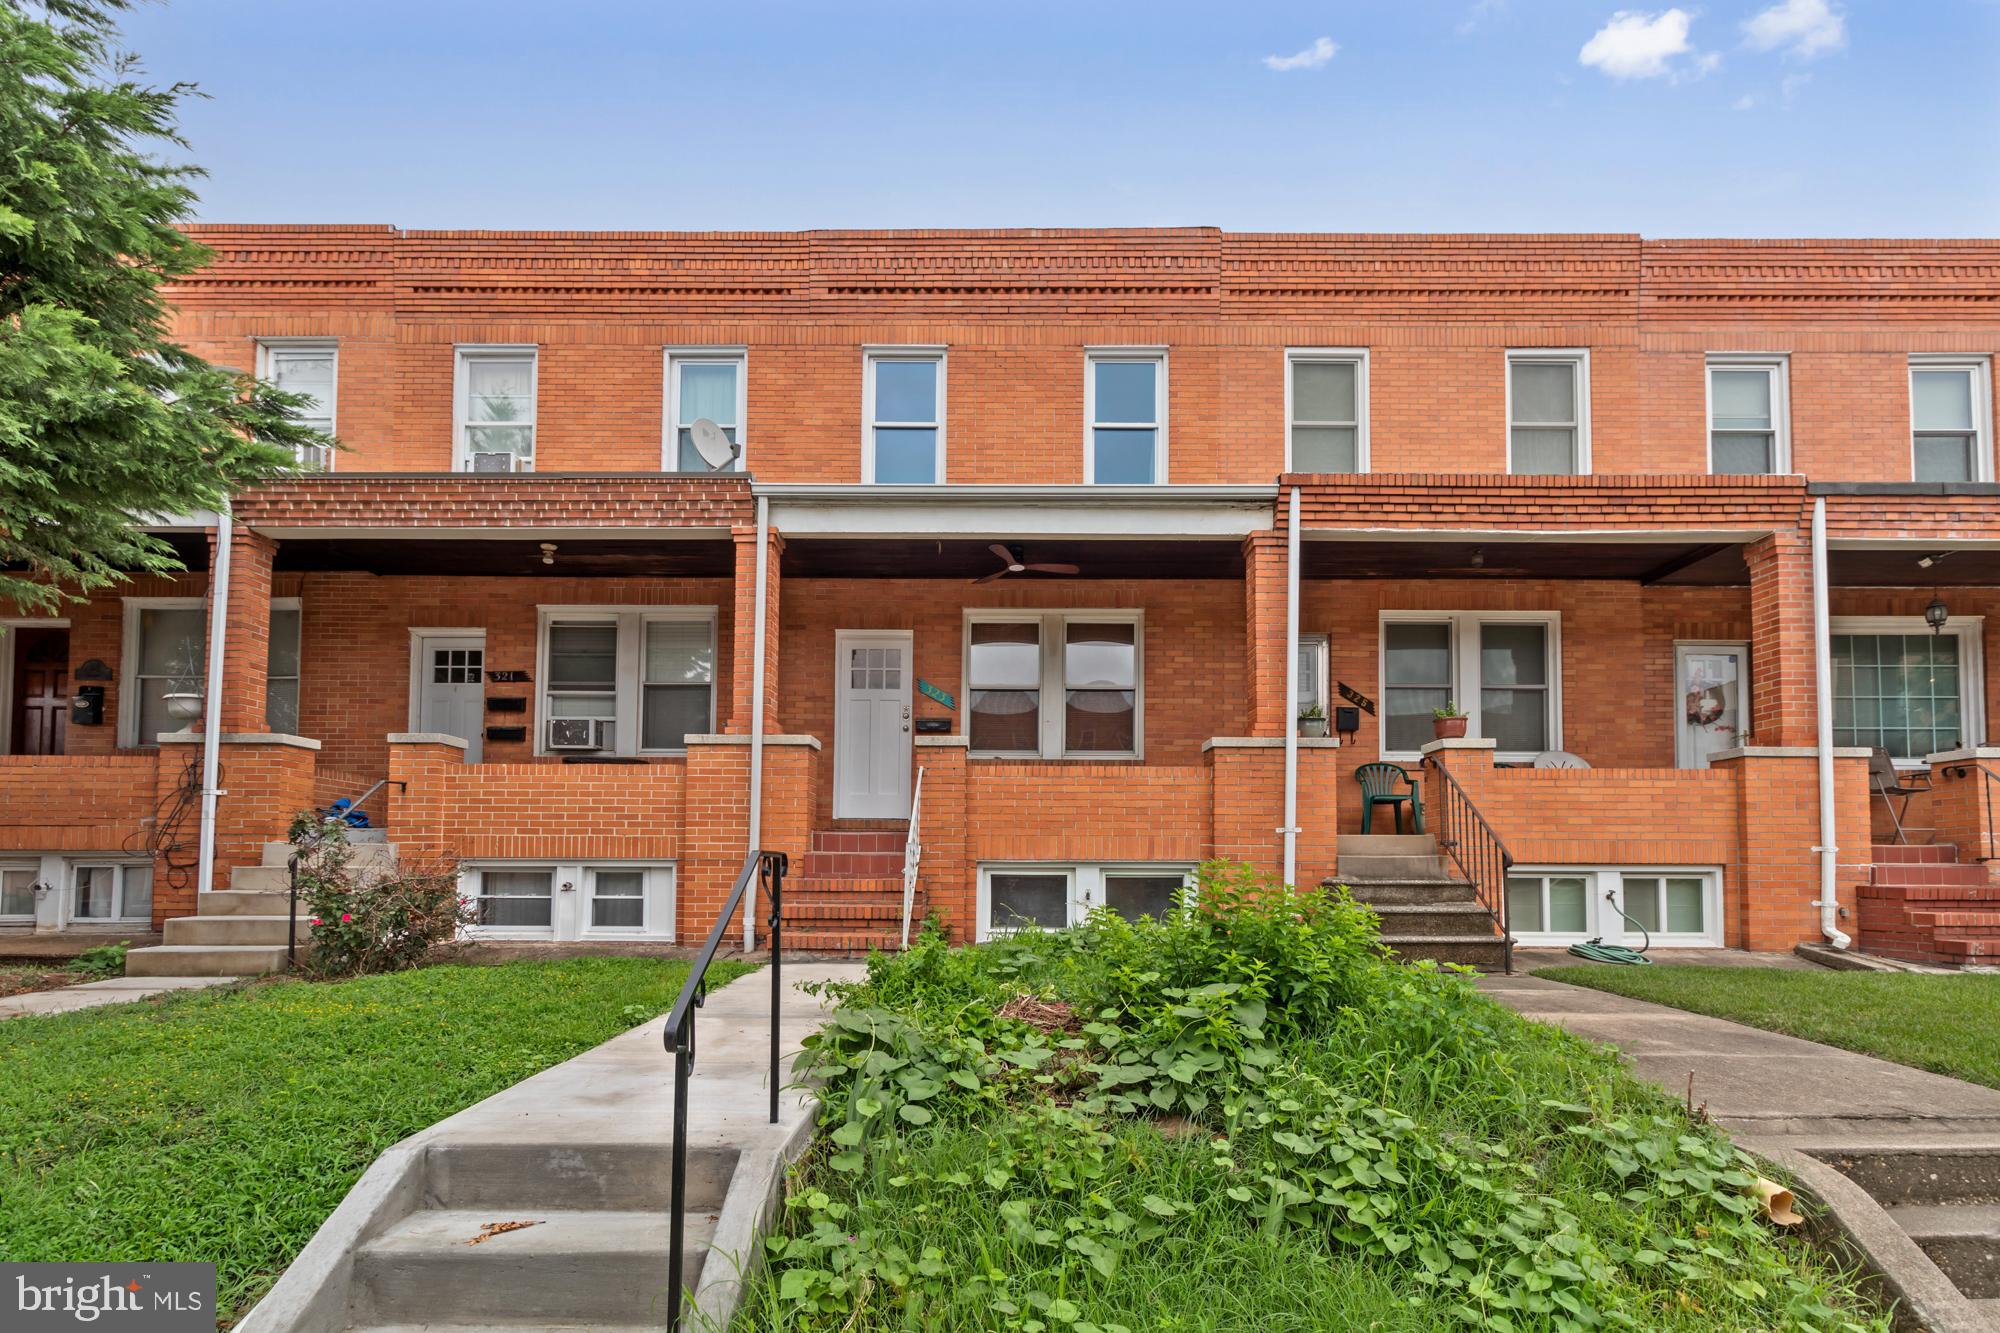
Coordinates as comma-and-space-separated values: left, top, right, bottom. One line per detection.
462, 860, 676, 940
119, 598, 206, 747
1506, 349, 1590, 475
1910, 356, 1993, 483
1830, 615, 1986, 763
71, 862, 152, 923
1379, 611, 1561, 762
454, 346, 538, 472
1298, 633, 1330, 720
664, 348, 746, 472
863, 348, 945, 483
1706, 355, 1790, 475
257, 340, 337, 470
1, 863, 38, 921
1285, 349, 1368, 473
268, 599, 302, 735
977, 863, 1193, 940
1085, 349, 1167, 484
965, 611, 1143, 759
535, 607, 716, 756
1506, 866, 1721, 947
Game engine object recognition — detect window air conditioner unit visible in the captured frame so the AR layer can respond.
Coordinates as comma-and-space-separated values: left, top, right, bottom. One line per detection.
470, 451, 523, 473
547, 717, 613, 751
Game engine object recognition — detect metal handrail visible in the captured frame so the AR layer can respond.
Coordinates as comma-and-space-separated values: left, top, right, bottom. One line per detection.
901, 766, 925, 949
1421, 758, 1517, 974
286, 779, 408, 968
663, 848, 786, 1332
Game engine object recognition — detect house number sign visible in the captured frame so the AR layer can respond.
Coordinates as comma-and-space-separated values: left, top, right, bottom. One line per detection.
1337, 682, 1376, 715
918, 679, 956, 710
486, 670, 531, 683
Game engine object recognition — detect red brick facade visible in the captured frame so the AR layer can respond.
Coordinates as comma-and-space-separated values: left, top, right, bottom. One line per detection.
5, 226, 2000, 961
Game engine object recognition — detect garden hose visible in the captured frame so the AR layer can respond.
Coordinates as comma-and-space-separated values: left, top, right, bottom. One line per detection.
1565, 891, 1653, 965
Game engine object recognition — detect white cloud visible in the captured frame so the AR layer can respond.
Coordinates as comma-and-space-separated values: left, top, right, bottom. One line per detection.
1782, 71, 1813, 102
1457, 0, 1506, 36
1744, 0, 1846, 59
1733, 93, 1760, 110
1578, 9, 1707, 80
1263, 36, 1338, 72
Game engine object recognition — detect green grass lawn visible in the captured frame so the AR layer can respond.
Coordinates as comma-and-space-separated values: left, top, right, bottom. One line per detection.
0, 957, 751, 1325
1532, 965, 2000, 1091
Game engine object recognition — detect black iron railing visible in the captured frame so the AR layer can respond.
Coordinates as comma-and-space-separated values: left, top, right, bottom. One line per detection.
1422, 758, 1516, 974
286, 778, 407, 968
663, 849, 787, 1332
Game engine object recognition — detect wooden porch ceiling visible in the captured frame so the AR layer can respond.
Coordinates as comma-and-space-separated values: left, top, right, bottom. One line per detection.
1301, 539, 1751, 585
780, 537, 1246, 580
1829, 548, 2000, 586
271, 538, 735, 578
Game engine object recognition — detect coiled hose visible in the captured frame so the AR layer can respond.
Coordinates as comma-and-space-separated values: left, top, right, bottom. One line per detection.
1566, 889, 1653, 965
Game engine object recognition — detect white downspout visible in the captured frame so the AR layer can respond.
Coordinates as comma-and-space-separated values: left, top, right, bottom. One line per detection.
196, 504, 233, 900
744, 494, 771, 952
1282, 486, 1301, 888
1810, 497, 1850, 949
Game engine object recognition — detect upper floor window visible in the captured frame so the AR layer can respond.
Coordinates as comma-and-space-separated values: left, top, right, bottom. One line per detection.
257, 341, 336, 470
1506, 350, 1589, 475
1086, 350, 1166, 484
1287, 350, 1368, 473
864, 349, 945, 483
455, 346, 537, 472
665, 349, 745, 472
1911, 357, 1992, 483
1707, 356, 1789, 475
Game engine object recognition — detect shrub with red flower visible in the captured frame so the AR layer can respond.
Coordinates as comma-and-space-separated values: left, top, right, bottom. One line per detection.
286, 814, 468, 979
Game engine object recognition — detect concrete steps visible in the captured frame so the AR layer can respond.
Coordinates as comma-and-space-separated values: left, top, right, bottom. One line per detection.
1885, 1203, 2000, 1298
1858, 842, 2000, 967
128, 833, 400, 978
1823, 1145, 2000, 1313
1332, 833, 1507, 971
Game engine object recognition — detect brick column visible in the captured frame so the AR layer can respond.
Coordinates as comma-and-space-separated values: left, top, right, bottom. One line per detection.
155, 732, 318, 910
1926, 749, 2000, 882
727, 524, 783, 733
914, 737, 970, 940
681, 734, 819, 945
1745, 531, 1817, 748
1205, 737, 1339, 885
1714, 747, 1871, 950
204, 526, 281, 734
1242, 531, 1290, 737
386, 733, 470, 863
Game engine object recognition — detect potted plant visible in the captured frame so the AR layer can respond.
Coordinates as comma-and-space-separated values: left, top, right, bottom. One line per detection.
1297, 703, 1328, 738
1432, 702, 1468, 741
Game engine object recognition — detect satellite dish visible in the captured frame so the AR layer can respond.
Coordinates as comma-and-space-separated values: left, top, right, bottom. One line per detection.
688, 418, 740, 471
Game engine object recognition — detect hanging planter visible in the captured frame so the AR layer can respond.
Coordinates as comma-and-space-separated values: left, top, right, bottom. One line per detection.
163, 691, 205, 722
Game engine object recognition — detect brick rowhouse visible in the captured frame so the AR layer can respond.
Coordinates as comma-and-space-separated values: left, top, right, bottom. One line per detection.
4, 227, 1999, 967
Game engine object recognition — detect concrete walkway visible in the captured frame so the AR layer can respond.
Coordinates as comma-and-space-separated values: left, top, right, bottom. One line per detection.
241, 960, 866, 1333
1480, 973, 2000, 1145
0, 974, 238, 1019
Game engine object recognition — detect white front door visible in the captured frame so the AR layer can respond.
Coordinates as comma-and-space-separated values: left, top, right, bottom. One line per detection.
413, 634, 486, 762
1675, 641, 1750, 769
833, 631, 912, 819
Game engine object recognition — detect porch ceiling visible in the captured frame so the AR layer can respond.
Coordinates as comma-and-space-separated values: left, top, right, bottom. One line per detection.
1830, 547, 2000, 587
1300, 539, 1749, 585
271, 537, 735, 578
781, 536, 1246, 580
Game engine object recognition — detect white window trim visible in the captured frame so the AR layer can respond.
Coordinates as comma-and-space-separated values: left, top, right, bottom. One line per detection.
119, 597, 206, 748
267, 597, 303, 734
0, 859, 41, 923
1704, 354, 1791, 476
1284, 348, 1370, 473
964, 609, 1145, 760
405, 628, 487, 734
1830, 614, 1987, 766
1298, 633, 1330, 720
1504, 348, 1591, 476
1083, 347, 1169, 485
533, 606, 718, 757
0, 616, 70, 756
453, 344, 539, 473
662, 346, 748, 473
458, 860, 678, 942
862, 346, 947, 484
1909, 355, 1994, 484
975, 862, 1194, 942
256, 339, 338, 471
1378, 610, 1563, 764
1507, 865, 1723, 948
68, 861, 154, 925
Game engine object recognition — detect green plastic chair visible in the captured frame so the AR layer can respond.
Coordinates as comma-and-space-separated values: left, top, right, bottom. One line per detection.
1354, 762, 1424, 834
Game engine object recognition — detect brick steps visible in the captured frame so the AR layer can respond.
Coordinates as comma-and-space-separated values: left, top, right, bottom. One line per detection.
1857, 843, 2000, 967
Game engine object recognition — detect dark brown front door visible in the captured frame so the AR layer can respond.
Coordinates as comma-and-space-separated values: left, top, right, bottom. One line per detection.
9, 628, 68, 755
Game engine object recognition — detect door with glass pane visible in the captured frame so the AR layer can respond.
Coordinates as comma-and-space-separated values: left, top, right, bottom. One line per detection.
1675, 643, 1749, 769
413, 634, 485, 762
833, 631, 912, 819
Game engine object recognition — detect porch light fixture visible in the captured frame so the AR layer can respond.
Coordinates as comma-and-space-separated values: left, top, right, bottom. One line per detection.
1925, 593, 1950, 635
539, 542, 558, 566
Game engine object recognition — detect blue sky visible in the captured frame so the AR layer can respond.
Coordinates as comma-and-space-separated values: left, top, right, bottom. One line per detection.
121, 1, 2000, 235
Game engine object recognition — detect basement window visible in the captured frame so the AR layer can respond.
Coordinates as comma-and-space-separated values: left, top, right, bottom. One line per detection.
978, 864, 1193, 940
70, 863, 152, 924
1506, 867, 1720, 947
462, 861, 676, 940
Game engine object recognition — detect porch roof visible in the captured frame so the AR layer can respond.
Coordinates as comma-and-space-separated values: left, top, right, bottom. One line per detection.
270, 534, 735, 577
1300, 533, 1749, 584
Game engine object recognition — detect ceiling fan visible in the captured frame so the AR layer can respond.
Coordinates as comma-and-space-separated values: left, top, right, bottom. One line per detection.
974, 543, 1080, 584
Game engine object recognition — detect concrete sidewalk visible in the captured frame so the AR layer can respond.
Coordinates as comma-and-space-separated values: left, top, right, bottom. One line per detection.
0, 974, 238, 1019
1479, 972, 2000, 1145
